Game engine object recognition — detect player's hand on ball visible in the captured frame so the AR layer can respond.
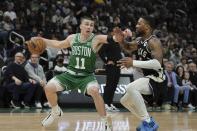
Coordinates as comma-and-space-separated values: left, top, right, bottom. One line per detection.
123, 28, 132, 38
117, 57, 133, 68
113, 27, 124, 43
25, 37, 46, 55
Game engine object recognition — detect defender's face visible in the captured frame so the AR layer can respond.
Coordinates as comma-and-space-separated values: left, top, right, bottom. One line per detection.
80, 19, 94, 35
136, 18, 147, 35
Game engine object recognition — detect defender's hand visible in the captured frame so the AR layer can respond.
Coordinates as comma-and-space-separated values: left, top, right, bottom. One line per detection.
113, 27, 124, 43
123, 28, 132, 38
117, 57, 133, 68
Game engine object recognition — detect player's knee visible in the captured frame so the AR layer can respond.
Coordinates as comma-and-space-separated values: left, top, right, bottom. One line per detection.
44, 83, 57, 93
126, 84, 136, 95
87, 87, 100, 97
120, 95, 126, 104
120, 93, 128, 104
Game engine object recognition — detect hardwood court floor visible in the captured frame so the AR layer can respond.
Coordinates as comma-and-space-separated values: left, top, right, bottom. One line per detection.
0, 109, 197, 131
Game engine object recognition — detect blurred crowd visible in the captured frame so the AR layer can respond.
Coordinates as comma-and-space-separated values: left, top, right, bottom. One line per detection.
0, 0, 197, 110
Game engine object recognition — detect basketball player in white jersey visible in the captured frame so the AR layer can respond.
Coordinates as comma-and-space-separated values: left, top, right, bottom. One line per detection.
116, 16, 165, 131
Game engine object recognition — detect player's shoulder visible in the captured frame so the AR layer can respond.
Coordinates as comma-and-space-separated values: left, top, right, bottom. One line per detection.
67, 34, 76, 39
65, 34, 77, 41
136, 37, 142, 42
92, 34, 107, 44
149, 36, 161, 45
94, 34, 106, 39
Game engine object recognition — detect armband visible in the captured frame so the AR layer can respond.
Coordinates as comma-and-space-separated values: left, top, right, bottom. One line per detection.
133, 59, 161, 70
107, 35, 116, 43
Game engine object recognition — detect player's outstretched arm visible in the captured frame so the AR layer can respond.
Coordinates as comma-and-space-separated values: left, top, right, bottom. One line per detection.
92, 34, 118, 52
31, 34, 75, 49
114, 27, 138, 53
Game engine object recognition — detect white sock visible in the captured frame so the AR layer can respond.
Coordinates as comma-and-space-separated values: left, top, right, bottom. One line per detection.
101, 116, 112, 129
101, 116, 107, 121
144, 117, 151, 123
52, 105, 60, 114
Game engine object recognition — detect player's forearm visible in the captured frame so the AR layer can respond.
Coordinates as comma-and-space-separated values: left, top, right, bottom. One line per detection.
120, 40, 138, 53
43, 38, 63, 48
133, 59, 161, 70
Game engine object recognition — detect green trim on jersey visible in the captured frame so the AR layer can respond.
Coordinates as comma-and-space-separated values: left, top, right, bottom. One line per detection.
67, 33, 96, 75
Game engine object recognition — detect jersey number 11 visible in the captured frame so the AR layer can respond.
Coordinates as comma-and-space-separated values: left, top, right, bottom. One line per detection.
75, 57, 85, 69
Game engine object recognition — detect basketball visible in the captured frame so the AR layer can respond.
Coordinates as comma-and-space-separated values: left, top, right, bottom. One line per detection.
26, 38, 46, 55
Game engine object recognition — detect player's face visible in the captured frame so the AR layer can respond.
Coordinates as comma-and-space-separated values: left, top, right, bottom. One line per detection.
135, 18, 147, 35
80, 19, 94, 35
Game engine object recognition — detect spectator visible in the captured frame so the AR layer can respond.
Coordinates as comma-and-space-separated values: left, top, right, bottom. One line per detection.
63, 11, 78, 27
25, 54, 47, 108
178, 56, 188, 71
182, 71, 196, 109
98, 34, 122, 112
53, 54, 67, 75
190, 48, 197, 64
174, 65, 190, 109
4, 52, 36, 108
169, 47, 181, 65
163, 61, 175, 109
3, 4, 17, 21
2, 16, 14, 31
51, 9, 63, 33
165, 62, 190, 110
188, 62, 197, 108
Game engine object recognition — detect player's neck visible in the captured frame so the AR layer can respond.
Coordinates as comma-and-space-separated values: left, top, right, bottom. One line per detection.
80, 33, 91, 42
142, 32, 152, 40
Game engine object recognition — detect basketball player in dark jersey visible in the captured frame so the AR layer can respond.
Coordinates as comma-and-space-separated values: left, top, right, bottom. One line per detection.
116, 16, 165, 131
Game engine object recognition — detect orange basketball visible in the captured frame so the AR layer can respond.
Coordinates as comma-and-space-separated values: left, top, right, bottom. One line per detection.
26, 38, 46, 55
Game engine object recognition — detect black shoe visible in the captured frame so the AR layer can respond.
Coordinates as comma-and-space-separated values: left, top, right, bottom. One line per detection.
182, 103, 189, 108
10, 100, 20, 109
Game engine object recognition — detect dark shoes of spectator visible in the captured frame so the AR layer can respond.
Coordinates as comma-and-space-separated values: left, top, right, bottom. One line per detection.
10, 100, 20, 109
171, 103, 178, 111
182, 103, 189, 108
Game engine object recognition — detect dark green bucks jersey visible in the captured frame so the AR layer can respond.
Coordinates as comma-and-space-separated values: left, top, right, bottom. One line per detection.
67, 33, 96, 74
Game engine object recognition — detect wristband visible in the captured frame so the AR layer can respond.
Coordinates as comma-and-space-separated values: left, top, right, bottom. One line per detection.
107, 35, 116, 43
